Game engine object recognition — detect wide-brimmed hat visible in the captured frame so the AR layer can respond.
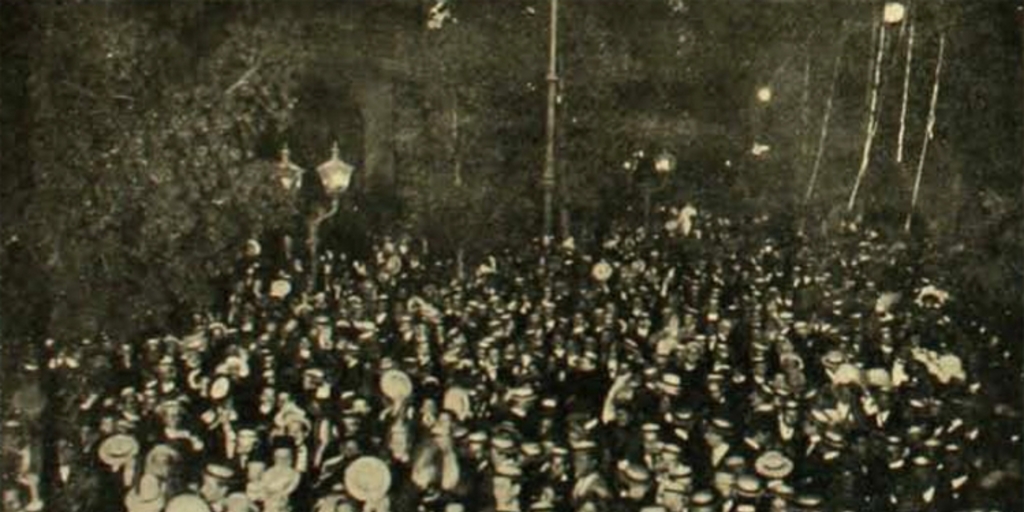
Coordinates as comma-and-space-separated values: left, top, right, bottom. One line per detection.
209, 376, 231, 401
619, 461, 651, 484
345, 456, 391, 502
443, 386, 472, 421
205, 463, 236, 481
735, 475, 762, 498
793, 494, 823, 511
820, 350, 845, 370
591, 261, 613, 282
689, 490, 717, 512
145, 444, 180, 470
380, 369, 413, 402
99, 434, 139, 468
165, 494, 211, 512
125, 475, 166, 512
659, 373, 682, 395
755, 451, 794, 480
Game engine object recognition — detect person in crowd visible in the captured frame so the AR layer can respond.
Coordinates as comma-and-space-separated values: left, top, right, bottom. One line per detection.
5, 208, 1019, 512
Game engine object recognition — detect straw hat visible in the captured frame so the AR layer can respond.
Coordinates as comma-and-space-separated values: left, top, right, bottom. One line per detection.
755, 451, 794, 480
269, 279, 292, 299
864, 368, 892, 389
344, 456, 391, 503
591, 261, 613, 282
224, 493, 256, 512
380, 369, 413, 402
98, 434, 139, 468
735, 475, 762, 498
165, 494, 211, 512
209, 376, 231, 401
125, 474, 166, 512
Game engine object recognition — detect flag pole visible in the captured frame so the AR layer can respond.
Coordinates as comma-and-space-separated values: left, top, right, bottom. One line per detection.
905, 34, 945, 232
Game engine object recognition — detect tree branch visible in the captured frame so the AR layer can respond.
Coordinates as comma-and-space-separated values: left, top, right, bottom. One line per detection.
224, 62, 262, 96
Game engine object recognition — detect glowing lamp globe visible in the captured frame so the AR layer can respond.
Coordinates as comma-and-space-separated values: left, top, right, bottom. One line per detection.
756, 86, 773, 103
654, 151, 677, 175
883, 2, 906, 24
317, 142, 355, 196
277, 145, 305, 192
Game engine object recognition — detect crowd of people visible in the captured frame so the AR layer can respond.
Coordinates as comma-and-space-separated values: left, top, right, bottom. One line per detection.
3, 207, 1020, 512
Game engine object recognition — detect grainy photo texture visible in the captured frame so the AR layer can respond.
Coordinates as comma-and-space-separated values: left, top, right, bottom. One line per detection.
1, 1, 1022, 512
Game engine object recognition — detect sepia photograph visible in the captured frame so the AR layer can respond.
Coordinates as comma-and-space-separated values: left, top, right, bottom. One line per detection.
1, 1, 1022, 511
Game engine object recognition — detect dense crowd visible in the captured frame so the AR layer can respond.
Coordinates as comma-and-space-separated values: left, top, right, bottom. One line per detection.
3, 207, 1021, 512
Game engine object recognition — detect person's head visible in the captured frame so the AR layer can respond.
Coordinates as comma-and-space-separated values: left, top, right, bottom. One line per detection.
713, 471, 734, 498
621, 463, 652, 499
341, 412, 361, 435
246, 460, 266, 483
661, 488, 686, 512
707, 380, 724, 402
704, 428, 724, 448
549, 449, 569, 478
272, 444, 294, 468
388, 420, 411, 460
492, 475, 521, 508
572, 447, 596, 477
200, 466, 233, 504
99, 415, 117, 435
156, 358, 176, 380
145, 445, 178, 480
236, 430, 258, 456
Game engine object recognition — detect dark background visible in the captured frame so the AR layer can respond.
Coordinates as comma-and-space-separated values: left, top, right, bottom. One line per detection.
1, 0, 1021, 347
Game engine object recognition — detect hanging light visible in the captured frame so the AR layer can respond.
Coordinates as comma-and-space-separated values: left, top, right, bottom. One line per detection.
317, 142, 355, 196
883, 2, 906, 24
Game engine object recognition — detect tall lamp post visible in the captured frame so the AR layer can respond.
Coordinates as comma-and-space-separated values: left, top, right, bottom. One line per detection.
279, 142, 354, 294
541, 0, 560, 246
630, 149, 677, 231
308, 142, 355, 293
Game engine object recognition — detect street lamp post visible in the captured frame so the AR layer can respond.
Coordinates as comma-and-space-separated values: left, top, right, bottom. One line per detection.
542, 0, 559, 246
307, 142, 354, 293
278, 142, 356, 294
631, 149, 677, 231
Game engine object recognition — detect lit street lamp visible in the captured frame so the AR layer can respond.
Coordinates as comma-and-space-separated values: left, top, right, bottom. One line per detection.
629, 148, 677, 231
307, 142, 355, 292
317, 142, 355, 197
277, 142, 355, 294
277, 145, 305, 193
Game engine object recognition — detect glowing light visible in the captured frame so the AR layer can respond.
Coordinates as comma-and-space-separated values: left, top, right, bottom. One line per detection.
883, 2, 906, 24
751, 142, 771, 157
756, 86, 773, 103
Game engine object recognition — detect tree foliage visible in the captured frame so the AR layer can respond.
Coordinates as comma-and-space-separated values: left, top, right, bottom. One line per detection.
16, 3, 303, 338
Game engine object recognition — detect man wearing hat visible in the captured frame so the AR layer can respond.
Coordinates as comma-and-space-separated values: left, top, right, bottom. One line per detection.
570, 440, 611, 507
200, 463, 236, 512
614, 461, 655, 512
656, 465, 691, 512
687, 489, 719, 512
480, 465, 523, 512
537, 445, 573, 512
693, 417, 734, 487
733, 474, 766, 511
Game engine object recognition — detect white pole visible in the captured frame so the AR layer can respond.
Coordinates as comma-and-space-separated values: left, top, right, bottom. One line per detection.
804, 53, 843, 204
905, 34, 946, 232
848, 21, 888, 212
896, 21, 915, 163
